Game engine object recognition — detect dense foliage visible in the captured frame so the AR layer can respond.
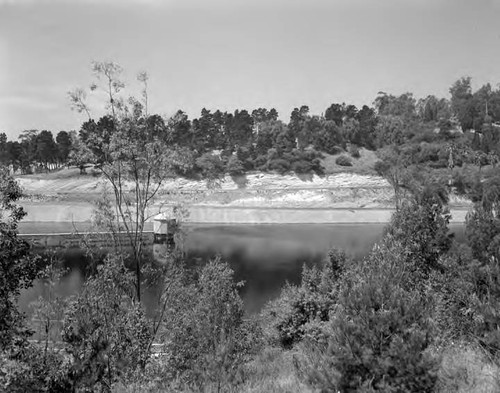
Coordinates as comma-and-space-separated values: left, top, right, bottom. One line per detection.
299, 239, 439, 392
0, 167, 41, 349
4, 75, 500, 180
262, 249, 346, 348
62, 256, 151, 391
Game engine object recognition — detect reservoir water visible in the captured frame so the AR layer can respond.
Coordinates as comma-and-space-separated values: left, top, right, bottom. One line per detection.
18, 222, 465, 316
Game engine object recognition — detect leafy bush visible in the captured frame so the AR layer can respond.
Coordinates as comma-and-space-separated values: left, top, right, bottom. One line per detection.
297, 148, 324, 175
411, 129, 440, 144
297, 238, 440, 392
267, 158, 291, 174
0, 167, 42, 350
452, 171, 472, 196
226, 155, 245, 176
262, 249, 347, 348
0, 168, 69, 392
296, 194, 453, 391
165, 146, 196, 177
426, 245, 477, 342
235, 146, 256, 171
335, 155, 352, 167
349, 144, 360, 158
291, 160, 313, 174
195, 152, 225, 182
328, 145, 345, 155
417, 142, 441, 163
386, 185, 452, 279
463, 187, 500, 359
258, 148, 324, 175
373, 159, 388, 176
466, 207, 500, 265
62, 256, 151, 391
159, 258, 259, 389
437, 344, 500, 393
0, 345, 72, 393
253, 154, 268, 171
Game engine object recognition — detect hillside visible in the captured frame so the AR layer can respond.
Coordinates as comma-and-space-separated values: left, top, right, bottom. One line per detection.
15, 149, 389, 207
16, 144, 474, 211
16, 166, 393, 208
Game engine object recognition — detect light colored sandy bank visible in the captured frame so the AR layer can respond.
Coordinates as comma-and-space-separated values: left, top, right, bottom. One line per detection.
18, 171, 388, 194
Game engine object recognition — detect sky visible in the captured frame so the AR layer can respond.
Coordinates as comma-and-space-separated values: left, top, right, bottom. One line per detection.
1, 0, 500, 139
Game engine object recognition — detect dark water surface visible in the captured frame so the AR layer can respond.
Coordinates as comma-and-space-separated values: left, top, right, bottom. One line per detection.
18, 223, 465, 315
185, 224, 386, 312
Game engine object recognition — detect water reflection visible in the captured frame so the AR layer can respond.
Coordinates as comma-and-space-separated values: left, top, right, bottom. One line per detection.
185, 224, 388, 312
19, 224, 386, 315
19, 223, 466, 316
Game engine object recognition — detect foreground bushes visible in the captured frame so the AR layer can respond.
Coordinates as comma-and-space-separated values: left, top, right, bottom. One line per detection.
1, 251, 261, 392
437, 343, 500, 393
158, 258, 260, 389
266, 188, 455, 391
262, 249, 346, 348
62, 256, 151, 391
6, 171, 500, 391
297, 238, 439, 392
0, 345, 71, 393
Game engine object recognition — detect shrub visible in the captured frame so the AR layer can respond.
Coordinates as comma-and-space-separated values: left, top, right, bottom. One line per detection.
466, 207, 500, 265
0, 167, 42, 350
226, 155, 245, 176
159, 258, 259, 389
426, 245, 477, 342
195, 152, 225, 182
296, 196, 453, 391
373, 159, 389, 176
267, 158, 291, 174
236, 146, 256, 171
0, 345, 72, 393
437, 344, 500, 393
262, 249, 347, 348
291, 160, 312, 174
335, 155, 352, 167
301, 148, 325, 175
418, 142, 441, 163
253, 154, 268, 171
62, 256, 151, 391
412, 129, 440, 144
452, 171, 471, 196
328, 145, 345, 155
297, 238, 440, 392
166, 146, 196, 177
349, 145, 360, 158
464, 192, 500, 359
262, 148, 325, 176
386, 186, 452, 280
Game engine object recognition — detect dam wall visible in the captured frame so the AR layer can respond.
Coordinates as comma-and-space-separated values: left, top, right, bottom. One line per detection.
185, 206, 468, 224
21, 202, 470, 226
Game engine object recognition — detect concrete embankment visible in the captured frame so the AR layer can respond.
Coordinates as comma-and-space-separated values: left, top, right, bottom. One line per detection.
21, 202, 470, 229
186, 205, 468, 224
